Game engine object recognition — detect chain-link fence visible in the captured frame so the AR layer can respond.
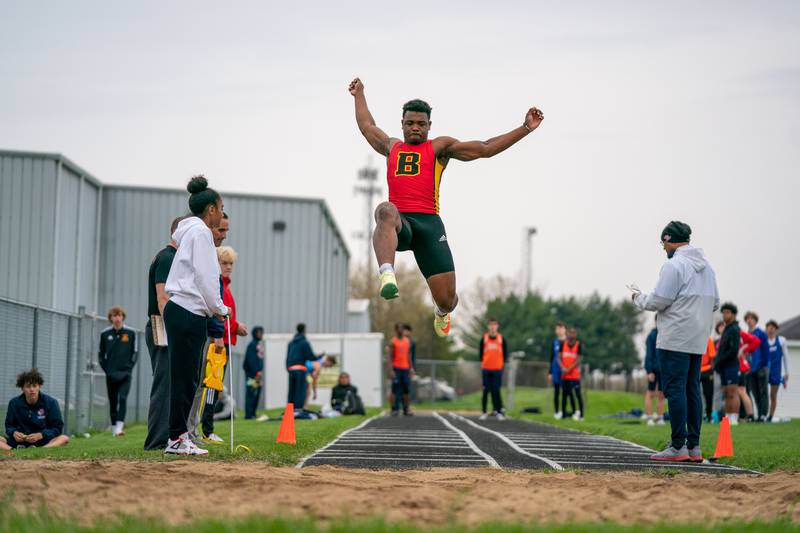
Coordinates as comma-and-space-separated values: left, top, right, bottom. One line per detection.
0, 296, 253, 435
0, 297, 152, 434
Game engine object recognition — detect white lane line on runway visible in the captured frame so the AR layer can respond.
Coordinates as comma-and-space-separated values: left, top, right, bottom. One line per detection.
554, 460, 739, 469
432, 411, 500, 469
295, 411, 384, 468
448, 413, 564, 471
328, 441, 468, 449
305, 456, 487, 463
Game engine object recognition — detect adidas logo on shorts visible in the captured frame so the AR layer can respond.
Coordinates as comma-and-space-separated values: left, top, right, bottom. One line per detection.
439, 234, 447, 242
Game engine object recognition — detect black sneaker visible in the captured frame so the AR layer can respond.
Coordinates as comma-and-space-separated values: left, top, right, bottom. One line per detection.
390, 410, 400, 417
403, 410, 414, 417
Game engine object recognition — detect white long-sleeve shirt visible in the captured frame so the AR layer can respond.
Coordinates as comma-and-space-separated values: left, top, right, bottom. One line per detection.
634, 245, 720, 355
165, 216, 229, 318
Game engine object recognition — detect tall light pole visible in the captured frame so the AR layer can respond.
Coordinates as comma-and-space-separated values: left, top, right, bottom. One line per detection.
521, 226, 537, 295
353, 159, 382, 273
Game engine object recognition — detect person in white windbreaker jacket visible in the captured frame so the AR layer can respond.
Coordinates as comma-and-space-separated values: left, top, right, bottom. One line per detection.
632, 221, 719, 463
163, 176, 229, 456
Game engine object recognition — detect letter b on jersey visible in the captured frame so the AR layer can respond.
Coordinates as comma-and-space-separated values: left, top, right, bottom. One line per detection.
396, 152, 420, 176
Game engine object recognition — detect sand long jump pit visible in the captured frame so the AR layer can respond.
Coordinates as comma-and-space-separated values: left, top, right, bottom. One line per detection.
1, 460, 798, 526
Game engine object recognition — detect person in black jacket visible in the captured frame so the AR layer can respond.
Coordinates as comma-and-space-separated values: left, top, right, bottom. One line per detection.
243, 326, 265, 419
330, 373, 364, 415
286, 323, 318, 414
99, 306, 138, 437
3, 369, 69, 450
715, 302, 742, 425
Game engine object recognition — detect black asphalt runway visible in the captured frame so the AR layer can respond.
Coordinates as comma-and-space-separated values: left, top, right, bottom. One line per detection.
298, 412, 753, 474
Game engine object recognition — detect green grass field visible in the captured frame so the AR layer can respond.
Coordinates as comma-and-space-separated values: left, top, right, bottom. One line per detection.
420, 387, 800, 472
0, 407, 380, 465
0, 509, 797, 533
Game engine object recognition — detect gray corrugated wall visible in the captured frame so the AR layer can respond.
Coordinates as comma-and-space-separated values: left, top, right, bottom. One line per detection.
1, 149, 349, 336
98, 187, 349, 336
0, 155, 58, 307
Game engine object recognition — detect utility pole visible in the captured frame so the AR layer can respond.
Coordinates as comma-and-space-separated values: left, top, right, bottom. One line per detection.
521, 226, 537, 295
353, 159, 382, 274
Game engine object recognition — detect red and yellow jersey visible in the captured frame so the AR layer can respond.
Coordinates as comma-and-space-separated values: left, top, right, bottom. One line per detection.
391, 337, 411, 370
387, 140, 445, 214
481, 333, 505, 371
561, 340, 581, 380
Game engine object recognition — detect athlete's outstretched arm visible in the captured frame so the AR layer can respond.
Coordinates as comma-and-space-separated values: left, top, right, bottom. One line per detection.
436, 107, 544, 161
349, 78, 398, 156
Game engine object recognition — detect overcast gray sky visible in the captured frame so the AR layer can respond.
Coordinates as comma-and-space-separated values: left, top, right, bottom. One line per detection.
2, 1, 798, 324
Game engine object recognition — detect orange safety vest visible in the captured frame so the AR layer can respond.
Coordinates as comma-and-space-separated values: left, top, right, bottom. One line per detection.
391, 337, 411, 370
700, 336, 716, 373
561, 340, 581, 380
481, 333, 505, 370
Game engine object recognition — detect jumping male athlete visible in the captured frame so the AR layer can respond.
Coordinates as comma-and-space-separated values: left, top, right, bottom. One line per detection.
349, 77, 544, 336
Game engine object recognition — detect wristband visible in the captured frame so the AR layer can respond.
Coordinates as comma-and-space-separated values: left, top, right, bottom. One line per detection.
523, 123, 532, 132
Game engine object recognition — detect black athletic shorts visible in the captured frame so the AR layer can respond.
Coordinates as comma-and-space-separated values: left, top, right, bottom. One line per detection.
396, 212, 455, 279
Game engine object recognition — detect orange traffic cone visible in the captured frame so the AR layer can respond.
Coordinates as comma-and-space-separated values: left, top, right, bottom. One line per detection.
276, 403, 296, 444
712, 416, 734, 459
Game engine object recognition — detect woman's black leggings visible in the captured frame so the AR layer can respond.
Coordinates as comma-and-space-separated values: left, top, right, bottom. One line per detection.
164, 301, 208, 440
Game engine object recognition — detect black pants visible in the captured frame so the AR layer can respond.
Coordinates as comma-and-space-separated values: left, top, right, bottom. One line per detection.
659, 349, 702, 450
144, 323, 170, 450
201, 346, 229, 436
562, 380, 584, 415
106, 374, 132, 425
750, 367, 769, 419
288, 370, 308, 410
245, 380, 261, 419
700, 372, 714, 421
164, 301, 208, 440
481, 370, 504, 413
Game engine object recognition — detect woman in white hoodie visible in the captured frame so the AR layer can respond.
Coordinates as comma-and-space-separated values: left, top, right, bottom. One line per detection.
163, 176, 229, 456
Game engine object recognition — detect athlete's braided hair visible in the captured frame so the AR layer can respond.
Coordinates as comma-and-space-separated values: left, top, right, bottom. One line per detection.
402, 99, 432, 119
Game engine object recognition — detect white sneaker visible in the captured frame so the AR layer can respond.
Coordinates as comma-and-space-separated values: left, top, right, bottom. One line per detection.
201, 433, 225, 445
771, 417, 782, 423
656, 417, 665, 425
554, 412, 563, 420
478, 413, 488, 421
165, 433, 209, 455
572, 410, 582, 421
495, 412, 506, 421
647, 417, 655, 426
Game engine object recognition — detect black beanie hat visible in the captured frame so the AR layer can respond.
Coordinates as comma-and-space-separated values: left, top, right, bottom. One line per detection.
661, 221, 691, 244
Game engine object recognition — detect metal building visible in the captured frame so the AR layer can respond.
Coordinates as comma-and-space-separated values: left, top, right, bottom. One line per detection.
0, 149, 350, 333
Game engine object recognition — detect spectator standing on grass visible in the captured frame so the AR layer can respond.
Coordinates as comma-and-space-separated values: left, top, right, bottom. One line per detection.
2, 369, 69, 450
558, 326, 585, 421
190, 245, 248, 445
144, 215, 186, 451
715, 303, 742, 425
99, 306, 138, 437
286, 323, 318, 415
744, 311, 770, 421
737, 329, 760, 422
243, 326, 265, 420
699, 336, 716, 422
765, 320, 790, 422
479, 318, 508, 421
388, 322, 415, 416
631, 221, 719, 462
550, 321, 570, 419
643, 327, 665, 426
163, 176, 228, 456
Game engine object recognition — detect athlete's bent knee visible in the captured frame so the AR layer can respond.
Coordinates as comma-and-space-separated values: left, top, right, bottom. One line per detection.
374, 202, 399, 225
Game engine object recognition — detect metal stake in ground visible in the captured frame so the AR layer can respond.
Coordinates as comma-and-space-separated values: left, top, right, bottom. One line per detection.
227, 316, 234, 453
